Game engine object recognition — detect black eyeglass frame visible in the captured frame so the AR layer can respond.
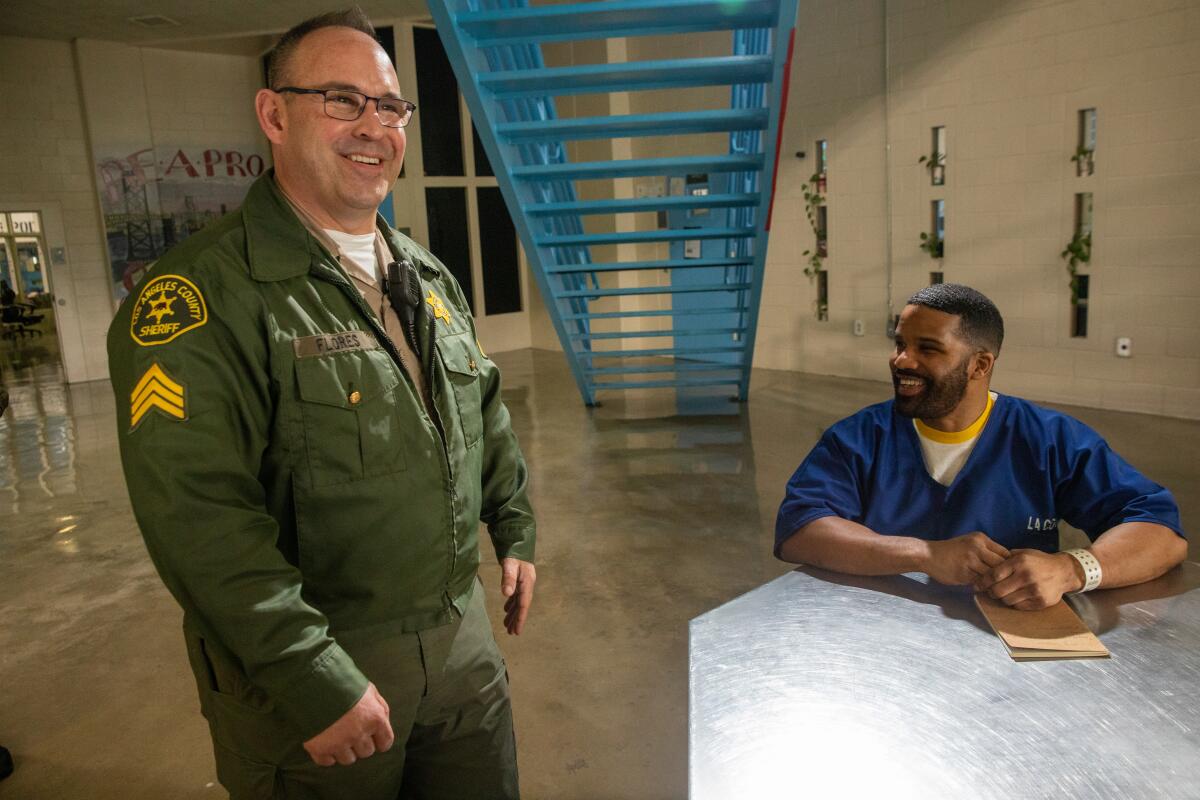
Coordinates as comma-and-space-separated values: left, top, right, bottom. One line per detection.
274, 86, 417, 128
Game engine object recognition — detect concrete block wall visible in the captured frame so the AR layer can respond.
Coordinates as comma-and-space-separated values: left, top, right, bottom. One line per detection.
0, 36, 266, 384
141, 48, 267, 158
0, 37, 112, 384
761, 0, 1200, 419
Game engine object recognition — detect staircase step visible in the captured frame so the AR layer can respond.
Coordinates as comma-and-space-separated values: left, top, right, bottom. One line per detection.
572, 327, 743, 340
555, 282, 751, 299
585, 362, 744, 375
539, 228, 754, 248
456, 0, 781, 46
498, 109, 769, 143
528, 195, 759, 218
563, 307, 744, 321
582, 344, 747, 359
479, 56, 774, 98
591, 377, 743, 390
513, 154, 764, 182
548, 257, 752, 274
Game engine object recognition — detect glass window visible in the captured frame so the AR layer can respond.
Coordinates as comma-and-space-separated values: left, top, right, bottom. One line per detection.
816, 205, 828, 257
10, 212, 40, 235
1072, 274, 1089, 338
414, 26, 465, 177
816, 270, 829, 322
477, 187, 521, 315
15, 239, 47, 296
473, 123, 494, 177
1077, 109, 1096, 176
1075, 192, 1093, 236
933, 199, 945, 241
425, 187, 473, 312
1080, 108, 1097, 150
931, 126, 946, 186
0, 241, 12, 290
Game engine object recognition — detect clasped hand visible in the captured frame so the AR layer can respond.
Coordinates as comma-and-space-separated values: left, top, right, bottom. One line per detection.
924, 532, 1083, 610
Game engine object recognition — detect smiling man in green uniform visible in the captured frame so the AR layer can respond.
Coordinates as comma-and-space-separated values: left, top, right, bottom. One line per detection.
106, 9, 536, 799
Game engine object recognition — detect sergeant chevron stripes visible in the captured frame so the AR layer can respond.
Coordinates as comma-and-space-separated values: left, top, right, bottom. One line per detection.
130, 363, 187, 430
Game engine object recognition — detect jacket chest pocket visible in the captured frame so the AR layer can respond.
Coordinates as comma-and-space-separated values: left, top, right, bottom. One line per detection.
436, 333, 483, 449
293, 349, 407, 486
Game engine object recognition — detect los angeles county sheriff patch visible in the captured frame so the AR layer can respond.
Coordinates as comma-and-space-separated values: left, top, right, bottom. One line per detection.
130, 274, 208, 346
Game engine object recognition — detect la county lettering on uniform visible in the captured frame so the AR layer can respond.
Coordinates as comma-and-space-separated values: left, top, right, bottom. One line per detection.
129, 275, 209, 345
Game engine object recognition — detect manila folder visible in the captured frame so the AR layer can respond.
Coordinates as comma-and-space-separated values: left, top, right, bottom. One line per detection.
975, 593, 1109, 661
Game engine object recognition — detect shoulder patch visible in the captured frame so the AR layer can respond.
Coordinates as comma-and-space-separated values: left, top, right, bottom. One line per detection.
130, 274, 208, 346
130, 363, 187, 430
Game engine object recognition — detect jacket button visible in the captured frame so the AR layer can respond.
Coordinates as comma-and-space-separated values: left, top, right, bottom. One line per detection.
469, 358, 477, 371
348, 390, 362, 405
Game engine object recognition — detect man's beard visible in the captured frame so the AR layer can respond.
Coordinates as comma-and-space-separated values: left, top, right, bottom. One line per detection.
893, 356, 971, 420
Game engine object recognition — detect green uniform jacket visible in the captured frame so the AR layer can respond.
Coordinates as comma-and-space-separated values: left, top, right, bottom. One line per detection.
107, 174, 535, 740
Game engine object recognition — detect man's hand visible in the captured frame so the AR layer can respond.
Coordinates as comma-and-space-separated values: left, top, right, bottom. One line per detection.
975, 549, 1083, 610
921, 532, 1011, 586
500, 557, 536, 635
302, 682, 394, 767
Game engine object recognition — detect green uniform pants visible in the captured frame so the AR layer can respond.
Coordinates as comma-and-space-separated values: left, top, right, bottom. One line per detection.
186, 580, 518, 799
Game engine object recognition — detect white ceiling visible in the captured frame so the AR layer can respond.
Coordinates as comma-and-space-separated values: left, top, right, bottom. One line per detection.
0, 1, 433, 52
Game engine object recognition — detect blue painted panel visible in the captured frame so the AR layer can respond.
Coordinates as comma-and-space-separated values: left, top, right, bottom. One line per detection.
380, 191, 395, 228
670, 172, 748, 367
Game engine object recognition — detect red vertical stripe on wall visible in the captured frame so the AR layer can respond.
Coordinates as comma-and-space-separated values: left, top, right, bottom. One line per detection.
765, 28, 796, 232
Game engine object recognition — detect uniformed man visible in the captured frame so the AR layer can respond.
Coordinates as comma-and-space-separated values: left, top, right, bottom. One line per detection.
107, 8, 536, 798
776, 284, 1186, 609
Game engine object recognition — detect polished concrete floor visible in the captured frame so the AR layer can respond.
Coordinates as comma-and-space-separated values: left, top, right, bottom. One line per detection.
0, 349, 1196, 799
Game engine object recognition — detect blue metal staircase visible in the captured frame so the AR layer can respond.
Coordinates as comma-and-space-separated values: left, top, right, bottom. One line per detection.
427, 0, 799, 405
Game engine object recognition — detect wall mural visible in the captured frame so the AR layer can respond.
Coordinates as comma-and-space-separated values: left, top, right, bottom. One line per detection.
96, 146, 266, 301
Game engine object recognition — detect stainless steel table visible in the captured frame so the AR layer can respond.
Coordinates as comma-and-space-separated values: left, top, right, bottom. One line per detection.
689, 563, 1200, 799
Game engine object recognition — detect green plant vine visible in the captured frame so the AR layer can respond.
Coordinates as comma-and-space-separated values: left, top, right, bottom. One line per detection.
918, 150, 945, 178
1070, 145, 1094, 170
1060, 231, 1091, 303
919, 231, 944, 259
801, 172, 826, 279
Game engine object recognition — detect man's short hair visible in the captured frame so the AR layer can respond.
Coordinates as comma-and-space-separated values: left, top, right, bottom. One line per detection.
906, 283, 1005, 356
266, 7, 377, 89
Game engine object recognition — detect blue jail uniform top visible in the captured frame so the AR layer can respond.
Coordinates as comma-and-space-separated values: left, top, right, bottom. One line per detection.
775, 394, 1185, 556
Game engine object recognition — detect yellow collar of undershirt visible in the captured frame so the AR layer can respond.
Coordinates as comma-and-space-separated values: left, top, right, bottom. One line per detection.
914, 392, 996, 445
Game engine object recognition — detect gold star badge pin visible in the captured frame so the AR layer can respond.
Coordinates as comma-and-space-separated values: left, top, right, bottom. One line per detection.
425, 290, 452, 325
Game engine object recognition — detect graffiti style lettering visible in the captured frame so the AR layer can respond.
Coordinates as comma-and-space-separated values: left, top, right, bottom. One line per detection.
164, 149, 199, 178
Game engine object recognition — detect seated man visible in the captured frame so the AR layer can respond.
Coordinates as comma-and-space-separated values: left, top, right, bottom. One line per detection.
776, 284, 1187, 610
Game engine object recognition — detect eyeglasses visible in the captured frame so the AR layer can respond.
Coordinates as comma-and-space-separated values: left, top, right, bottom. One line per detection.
274, 87, 417, 128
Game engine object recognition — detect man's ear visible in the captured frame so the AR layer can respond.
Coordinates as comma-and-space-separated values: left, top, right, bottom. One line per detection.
256, 89, 287, 145
971, 350, 996, 381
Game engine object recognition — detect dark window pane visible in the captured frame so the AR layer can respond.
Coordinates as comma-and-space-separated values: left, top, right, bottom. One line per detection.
472, 123, 494, 176
376, 26, 396, 68
477, 187, 521, 315
425, 187, 473, 313
413, 27, 464, 176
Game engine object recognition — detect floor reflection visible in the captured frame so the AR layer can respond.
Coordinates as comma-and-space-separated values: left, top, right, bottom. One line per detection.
0, 361, 77, 513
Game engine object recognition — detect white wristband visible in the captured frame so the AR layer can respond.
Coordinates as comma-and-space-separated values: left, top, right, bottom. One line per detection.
1064, 548, 1102, 593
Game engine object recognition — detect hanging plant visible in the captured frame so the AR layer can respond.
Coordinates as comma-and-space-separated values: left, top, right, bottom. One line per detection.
1070, 145, 1095, 176
801, 172, 826, 279
918, 150, 945, 185
1060, 231, 1091, 304
919, 231, 944, 259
